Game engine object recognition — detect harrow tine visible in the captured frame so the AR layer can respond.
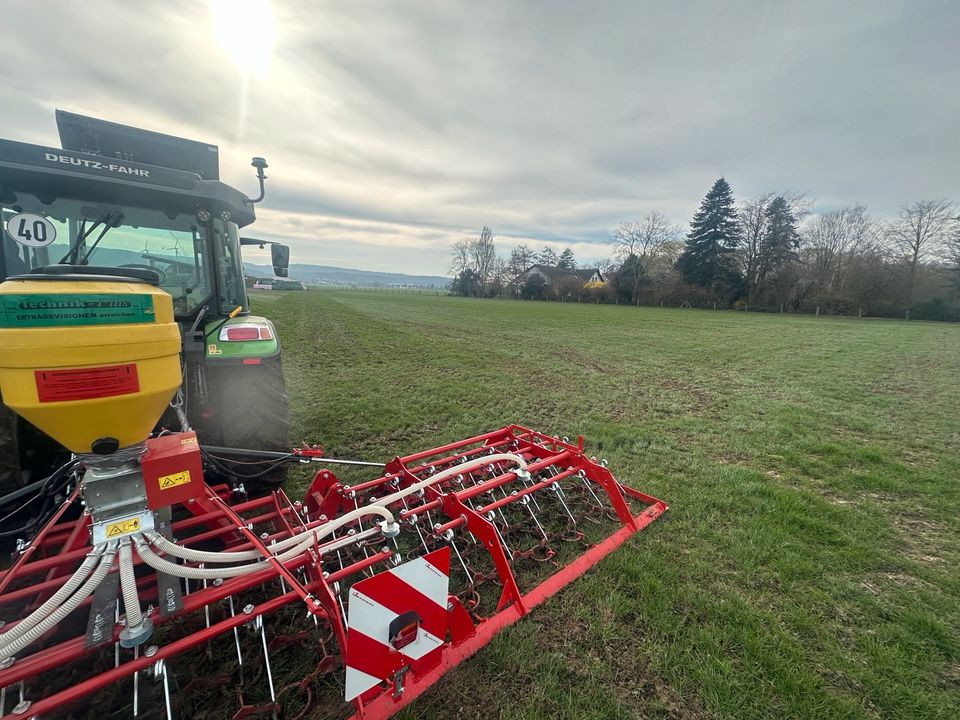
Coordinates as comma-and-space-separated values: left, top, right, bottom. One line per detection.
334, 580, 348, 627
133, 645, 139, 717
153, 657, 173, 720
448, 537, 472, 583
351, 497, 371, 561
489, 511, 513, 558
400, 495, 431, 555
270, 541, 289, 595
327, 519, 350, 575
14, 680, 24, 717
255, 615, 278, 718
551, 481, 578, 527
114, 603, 121, 668
519, 493, 549, 542
578, 469, 606, 509
201, 564, 212, 631
453, 475, 480, 541
228, 595, 244, 670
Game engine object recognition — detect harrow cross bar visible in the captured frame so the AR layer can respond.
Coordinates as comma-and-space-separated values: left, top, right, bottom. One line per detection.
0, 425, 666, 720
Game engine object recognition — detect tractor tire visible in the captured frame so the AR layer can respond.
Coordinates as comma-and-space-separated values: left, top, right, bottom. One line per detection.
207, 356, 290, 489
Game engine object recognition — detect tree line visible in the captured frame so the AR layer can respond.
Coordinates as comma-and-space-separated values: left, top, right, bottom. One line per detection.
450, 180, 960, 321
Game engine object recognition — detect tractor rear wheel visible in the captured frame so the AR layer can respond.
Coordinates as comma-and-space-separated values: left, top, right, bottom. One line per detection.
206, 356, 290, 489
0, 403, 20, 497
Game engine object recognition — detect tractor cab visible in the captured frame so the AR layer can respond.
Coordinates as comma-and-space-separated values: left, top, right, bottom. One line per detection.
0, 110, 290, 489
1, 192, 253, 319
0, 110, 289, 320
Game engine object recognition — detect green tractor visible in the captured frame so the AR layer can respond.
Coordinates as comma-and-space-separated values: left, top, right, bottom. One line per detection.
0, 110, 291, 497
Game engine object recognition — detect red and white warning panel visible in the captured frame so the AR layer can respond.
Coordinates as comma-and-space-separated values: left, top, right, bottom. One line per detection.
345, 547, 451, 701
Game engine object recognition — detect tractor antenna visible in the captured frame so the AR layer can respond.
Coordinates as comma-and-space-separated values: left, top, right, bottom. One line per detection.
246, 157, 268, 205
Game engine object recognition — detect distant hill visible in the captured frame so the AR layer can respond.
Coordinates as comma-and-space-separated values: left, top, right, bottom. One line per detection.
24, 246, 448, 289
243, 262, 449, 289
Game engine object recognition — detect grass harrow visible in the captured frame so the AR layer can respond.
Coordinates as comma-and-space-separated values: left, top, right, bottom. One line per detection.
0, 425, 666, 719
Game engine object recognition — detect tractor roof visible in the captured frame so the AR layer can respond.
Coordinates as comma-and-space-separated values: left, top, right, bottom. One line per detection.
0, 111, 256, 227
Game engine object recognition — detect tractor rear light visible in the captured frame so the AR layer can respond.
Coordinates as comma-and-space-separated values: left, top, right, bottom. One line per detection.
388, 610, 421, 651
224, 327, 259, 341
220, 324, 272, 342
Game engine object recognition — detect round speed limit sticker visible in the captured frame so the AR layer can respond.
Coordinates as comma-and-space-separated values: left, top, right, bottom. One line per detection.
5, 212, 57, 248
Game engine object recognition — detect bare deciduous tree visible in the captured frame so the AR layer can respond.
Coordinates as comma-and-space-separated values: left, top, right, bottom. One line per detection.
611, 211, 680, 302
801, 205, 879, 306
943, 216, 960, 294
487, 255, 511, 297
469, 226, 497, 285
507, 243, 536, 278
449, 238, 471, 276
885, 199, 956, 304
449, 226, 498, 294
739, 192, 775, 300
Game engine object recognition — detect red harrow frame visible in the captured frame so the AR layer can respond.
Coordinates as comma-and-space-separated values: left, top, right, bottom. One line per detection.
0, 425, 666, 719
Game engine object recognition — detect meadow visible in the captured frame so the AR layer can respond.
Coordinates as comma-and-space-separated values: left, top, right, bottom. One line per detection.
255, 289, 960, 720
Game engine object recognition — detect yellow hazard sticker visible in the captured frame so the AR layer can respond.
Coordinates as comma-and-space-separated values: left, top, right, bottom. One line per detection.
105, 517, 140, 538
158, 470, 191, 490
180, 437, 198, 445
207, 344, 222, 355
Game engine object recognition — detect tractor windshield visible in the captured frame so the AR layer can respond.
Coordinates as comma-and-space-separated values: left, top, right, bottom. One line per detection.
1, 192, 214, 316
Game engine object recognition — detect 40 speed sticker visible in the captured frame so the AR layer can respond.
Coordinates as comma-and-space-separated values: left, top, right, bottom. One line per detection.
5, 212, 56, 248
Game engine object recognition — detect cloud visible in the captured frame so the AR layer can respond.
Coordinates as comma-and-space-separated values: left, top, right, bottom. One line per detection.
1, 0, 957, 275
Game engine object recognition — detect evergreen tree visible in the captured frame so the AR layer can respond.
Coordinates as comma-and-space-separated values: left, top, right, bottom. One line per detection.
557, 248, 577, 271
677, 178, 742, 298
757, 196, 800, 288
537, 246, 559, 266
450, 268, 482, 297
612, 254, 645, 302
520, 274, 548, 300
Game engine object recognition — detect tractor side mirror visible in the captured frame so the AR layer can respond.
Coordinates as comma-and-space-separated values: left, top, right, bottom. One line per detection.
271, 243, 289, 277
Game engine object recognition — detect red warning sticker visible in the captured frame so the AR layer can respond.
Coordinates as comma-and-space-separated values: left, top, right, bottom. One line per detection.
35, 364, 140, 402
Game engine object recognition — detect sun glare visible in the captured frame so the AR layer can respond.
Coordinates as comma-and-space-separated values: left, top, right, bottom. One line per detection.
208, 0, 275, 79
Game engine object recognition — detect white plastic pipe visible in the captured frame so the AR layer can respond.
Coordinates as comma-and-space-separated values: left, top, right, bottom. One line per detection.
138, 453, 527, 580
375, 453, 528, 508
0, 542, 117, 661
118, 539, 142, 629
0, 545, 103, 647
142, 501, 397, 564
135, 532, 325, 580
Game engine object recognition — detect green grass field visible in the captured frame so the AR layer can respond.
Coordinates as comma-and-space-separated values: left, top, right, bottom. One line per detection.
255, 289, 960, 720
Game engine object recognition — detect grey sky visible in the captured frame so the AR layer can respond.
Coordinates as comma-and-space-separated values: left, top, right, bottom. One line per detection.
1, 1, 957, 274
